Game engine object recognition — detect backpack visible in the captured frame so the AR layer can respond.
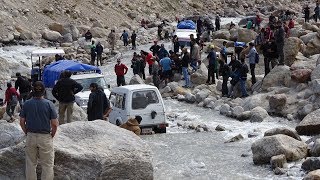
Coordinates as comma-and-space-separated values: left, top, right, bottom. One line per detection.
10, 94, 18, 106
255, 52, 260, 64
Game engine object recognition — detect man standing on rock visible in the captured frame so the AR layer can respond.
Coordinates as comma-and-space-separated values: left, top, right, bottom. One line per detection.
90, 41, 96, 66
206, 45, 217, 85
114, 58, 128, 87
246, 42, 257, 85
239, 59, 249, 98
52, 70, 83, 124
274, 21, 285, 65
215, 15, 221, 31
191, 40, 200, 71
108, 29, 116, 51
20, 81, 59, 180
120, 30, 129, 47
181, 47, 191, 88
315, 3, 320, 22
304, 5, 310, 23
96, 42, 103, 66
131, 30, 137, 50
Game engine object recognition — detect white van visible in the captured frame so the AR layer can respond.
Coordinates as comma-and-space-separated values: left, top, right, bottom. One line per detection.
109, 84, 167, 133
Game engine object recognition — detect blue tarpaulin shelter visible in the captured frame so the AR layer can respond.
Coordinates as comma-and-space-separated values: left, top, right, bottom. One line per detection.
177, 20, 196, 30
43, 60, 101, 88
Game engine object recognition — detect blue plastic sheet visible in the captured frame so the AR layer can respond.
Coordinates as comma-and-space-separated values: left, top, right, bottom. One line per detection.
177, 20, 196, 30
42, 60, 101, 88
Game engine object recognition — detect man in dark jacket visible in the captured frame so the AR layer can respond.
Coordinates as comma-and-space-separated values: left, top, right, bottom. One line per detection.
219, 61, 230, 97
95, 42, 103, 66
15, 72, 31, 108
274, 21, 285, 65
52, 70, 83, 124
239, 58, 249, 98
131, 30, 137, 50
206, 45, 217, 84
150, 41, 161, 56
262, 39, 278, 76
84, 30, 92, 41
87, 83, 111, 121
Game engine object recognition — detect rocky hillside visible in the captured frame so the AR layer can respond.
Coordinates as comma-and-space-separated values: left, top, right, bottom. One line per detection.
0, 0, 312, 45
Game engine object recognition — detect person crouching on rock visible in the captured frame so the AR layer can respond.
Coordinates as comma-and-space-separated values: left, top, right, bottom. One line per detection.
120, 116, 142, 135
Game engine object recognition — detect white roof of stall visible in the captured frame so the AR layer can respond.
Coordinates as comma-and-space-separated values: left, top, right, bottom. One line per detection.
31, 49, 65, 57
174, 29, 197, 42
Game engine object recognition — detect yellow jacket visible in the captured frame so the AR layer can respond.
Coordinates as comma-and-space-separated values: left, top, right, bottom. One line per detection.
120, 118, 141, 135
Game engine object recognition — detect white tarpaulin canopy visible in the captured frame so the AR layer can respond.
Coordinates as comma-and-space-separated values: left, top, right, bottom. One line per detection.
31, 49, 65, 57
174, 29, 197, 42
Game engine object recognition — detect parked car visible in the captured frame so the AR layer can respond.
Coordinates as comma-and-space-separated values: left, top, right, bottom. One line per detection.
109, 84, 168, 134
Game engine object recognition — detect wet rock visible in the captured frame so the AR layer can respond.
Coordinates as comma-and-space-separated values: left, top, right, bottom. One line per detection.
261, 66, 291, 91
129, 74, 145, 85
311, 139, 320, 157
248, 132, 260, 138
264, 127, 301, 141
269, 94, 287, 112
0, 121, 153, 179
273, 167, 286, 175
237, 111, 251, 121
302, 157, 320, 172
231, 106, 244, 118
270, 154, 287, 169
219, 104, 230, 115
177, 94, 185, 101
283, 37, 304, 66
251, 134, 308, 164
303, 169, 320, 180
185, 93, 196, 103
195, 89, 211, 103
215, 125, 226, 131
291, 69, 312, 83
250, 106, 269, 123
0, 121, 25, 149
42, 29, 62, 42
296, 109, 320, 135
225, 134, 244, 143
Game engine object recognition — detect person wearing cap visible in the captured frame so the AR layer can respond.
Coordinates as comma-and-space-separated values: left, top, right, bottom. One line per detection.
120, 116, 142, 135
4, 82, 20, 122
246, 42, 257, 85
19, 81, 59, 180
52, 70, 83, 124
114, 59, 128, 87
87, 83, 111, 121
15, 72, 31, 108
206, 45, 217, 84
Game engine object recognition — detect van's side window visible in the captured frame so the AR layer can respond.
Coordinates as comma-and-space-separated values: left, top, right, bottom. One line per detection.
132, 90, 159, 109
110, 93, 125, 110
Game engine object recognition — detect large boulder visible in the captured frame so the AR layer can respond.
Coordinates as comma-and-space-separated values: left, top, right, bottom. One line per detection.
195, 89, 211, 103
129, 74, 145, 85
305, 36, 320, 56
302, 157, 320, 172
283, 37, 304, 66
0, 121, 25, 149
291, 69, 312, 83
71, 104, 87, 122
264, 127, 301, 141
42, 29, 62, 42
90, 27, 108, 38
312, 79, 320, 94
237, 28, 257, 43
303, 169, 320, 180
311, 65, 320, 81
296, 109, 320, 135
190, 64, 208, 85
0, 121, 153, 179
212, 30, 230, 40
311, 139, 320, 157
300, 32, 318, 44
269, 94, 287, 112
48, 22, 64, 34
261, 65, 291, 91
0, 57, 11, 80
250, 106, 269, 123
251, 134, 308, 164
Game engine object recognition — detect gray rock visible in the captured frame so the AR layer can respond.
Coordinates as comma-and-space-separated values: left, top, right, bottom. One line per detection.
215, 125, 226, 131
270, 154, 287, 169
195, 89, 211, 103
231, 106, 244, 118
0, 121, 25, 149
177, 94, 185, 101
250, 106, 269, 123
302, 157, 320, 172
62, 33, 73, 43
42, 29, 62, 42
90, 27, 108, 38
0, 121, 153, 179
220, 104, 230, 115
264, 127, 301, 141
273, 167, 286, 175
261, 66, 291, 91
296, 109, 320, 135
312, 79, 320, 94
311, 65, 320, 81
251, 134, 308, 164
71, 104, 87, 122
300, 32, 318, 44
161, 86, 171, 94
311, 139, 320, 157
185, 93, 196, 103
269, 94, 287, 112
237, 111, 251, 121
225, 134, 244, 143
129, 74, 145, 85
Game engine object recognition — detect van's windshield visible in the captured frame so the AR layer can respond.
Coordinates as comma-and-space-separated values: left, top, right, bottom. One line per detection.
75, 77, 108, 91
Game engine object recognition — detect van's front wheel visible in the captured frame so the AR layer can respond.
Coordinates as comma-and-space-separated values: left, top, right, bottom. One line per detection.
154, 127, 166, 133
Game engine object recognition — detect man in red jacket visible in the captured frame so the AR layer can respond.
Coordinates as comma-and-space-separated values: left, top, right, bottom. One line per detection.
114, 59, 128, 87
4, 82, 20, 122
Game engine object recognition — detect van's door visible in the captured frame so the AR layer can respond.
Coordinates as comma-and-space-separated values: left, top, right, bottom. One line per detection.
129, 89, 166, 127
108, 92, 128, 125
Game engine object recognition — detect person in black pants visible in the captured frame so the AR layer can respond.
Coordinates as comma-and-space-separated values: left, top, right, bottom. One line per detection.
131, 30, 137, 50
219, 61, 230, 97
206, 45, 217, 84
